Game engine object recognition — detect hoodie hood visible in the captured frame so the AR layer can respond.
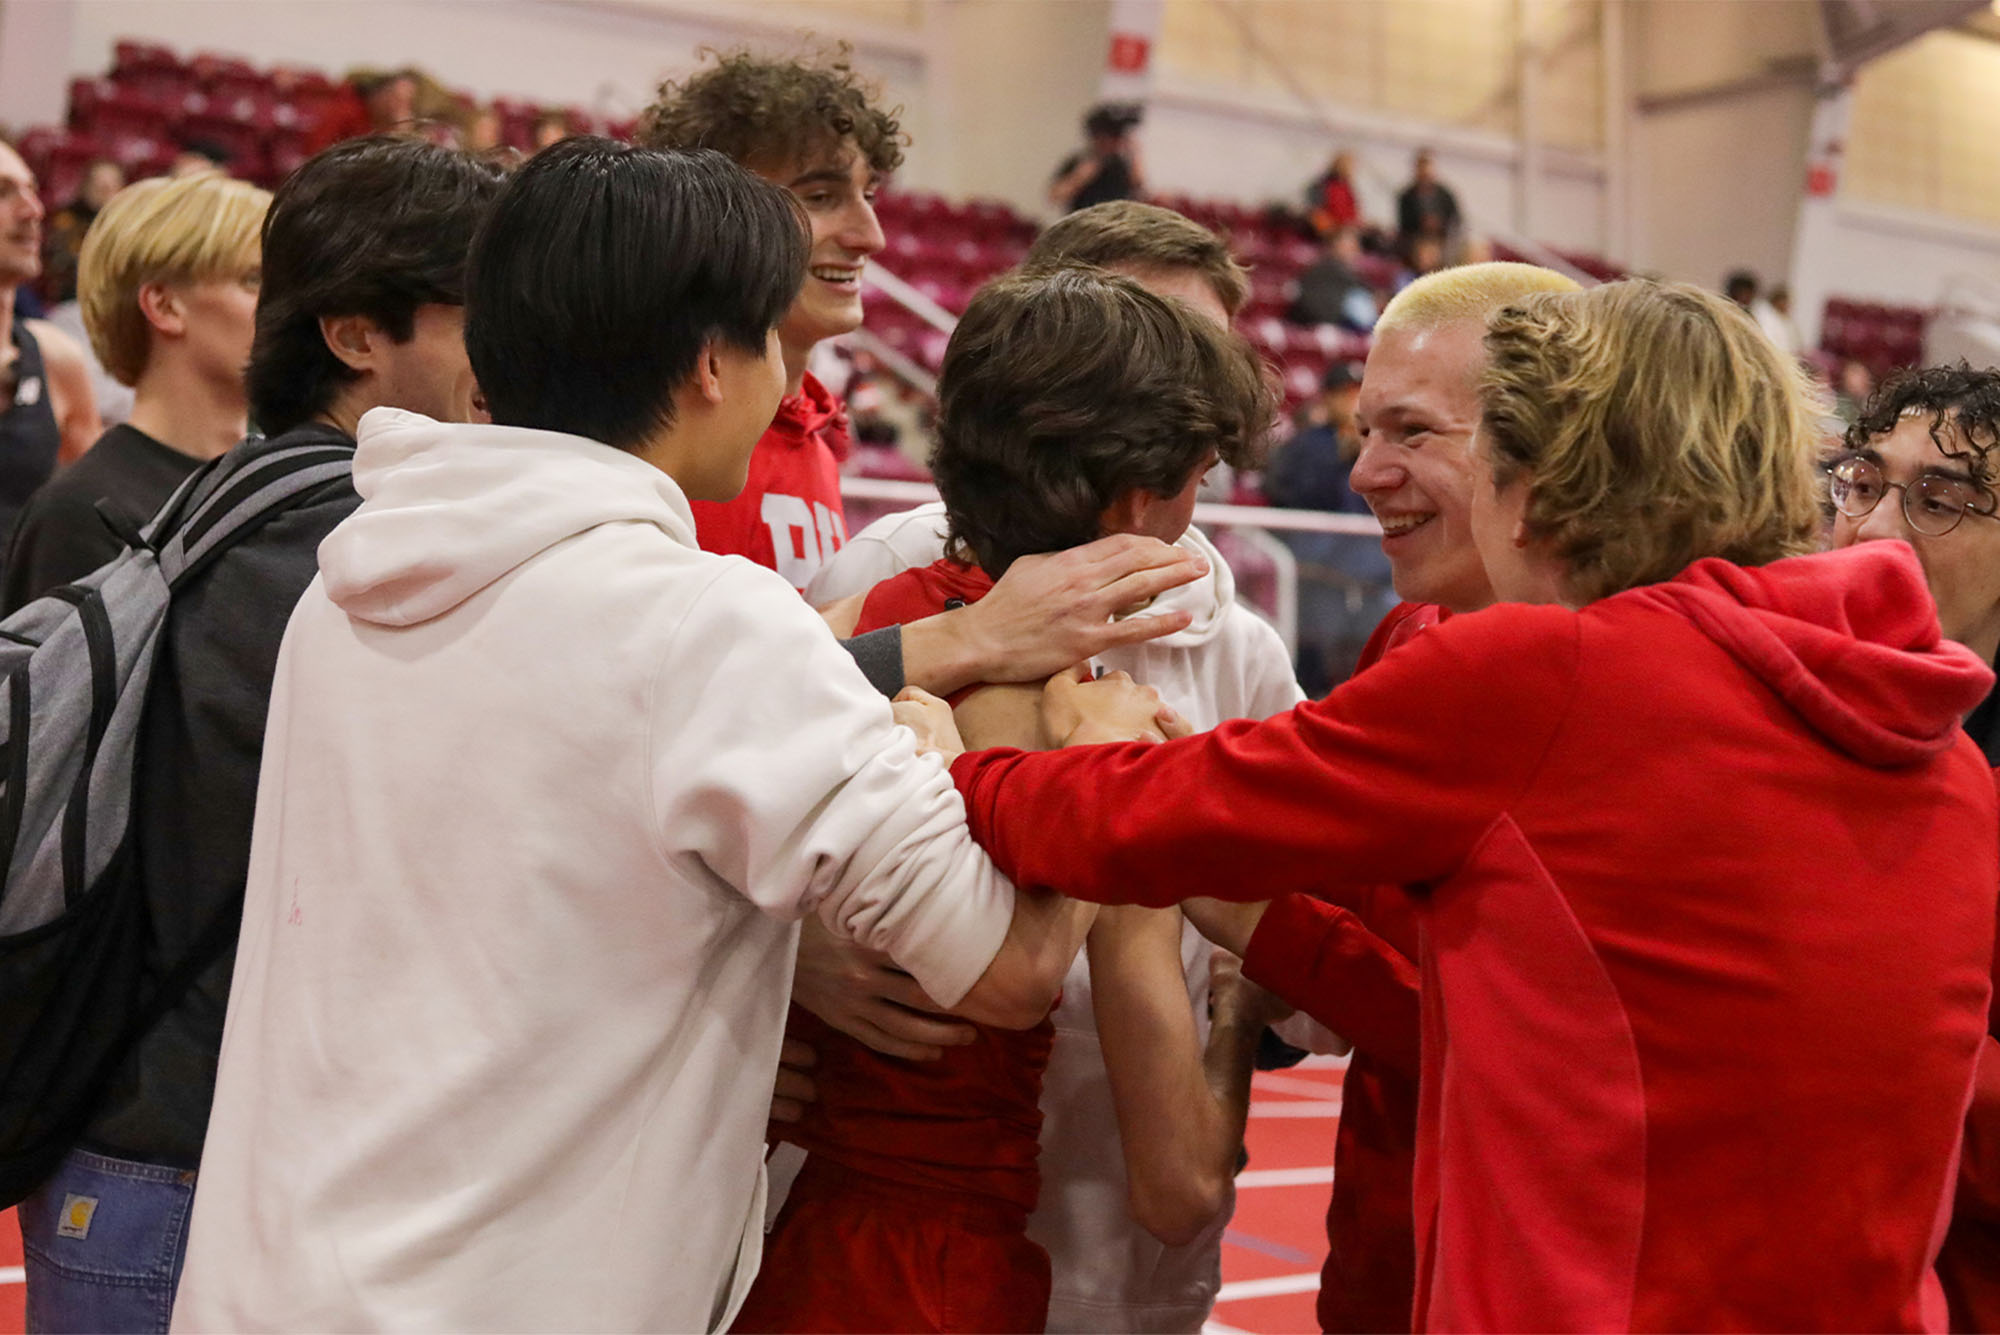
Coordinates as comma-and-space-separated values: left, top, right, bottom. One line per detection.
320, 407, 700, 627
771, 372, 852, 462
1114, 524, 1237, 647
1634, 542, 1993, 768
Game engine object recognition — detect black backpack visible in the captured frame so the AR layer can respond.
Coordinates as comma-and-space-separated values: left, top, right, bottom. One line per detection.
0, 439, 353, 1206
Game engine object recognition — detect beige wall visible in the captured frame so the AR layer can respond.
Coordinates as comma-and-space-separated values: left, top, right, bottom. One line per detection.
1847, 28, 2000, 230
921, 0, 1112, 214
1623, 0, 1818, 287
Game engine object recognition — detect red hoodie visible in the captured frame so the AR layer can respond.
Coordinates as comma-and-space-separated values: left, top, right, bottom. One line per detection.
688, 372, 851, 591
953, 543, 1999, 1332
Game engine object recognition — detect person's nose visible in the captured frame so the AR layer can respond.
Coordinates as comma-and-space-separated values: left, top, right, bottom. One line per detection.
838, 197, 886, 259
1349, 435, 1406, 500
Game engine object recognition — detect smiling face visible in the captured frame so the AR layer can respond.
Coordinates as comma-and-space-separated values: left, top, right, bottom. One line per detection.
764, 140, 885, 374
1352, 318, 1493, 611
0, 142, 46, 286
1830, 413, 2000, 660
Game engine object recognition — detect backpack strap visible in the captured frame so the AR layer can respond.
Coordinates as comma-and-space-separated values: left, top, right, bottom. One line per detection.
155, 444, 355, 588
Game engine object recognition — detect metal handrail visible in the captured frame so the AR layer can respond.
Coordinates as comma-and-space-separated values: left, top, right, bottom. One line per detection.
839, 476, 1384, 536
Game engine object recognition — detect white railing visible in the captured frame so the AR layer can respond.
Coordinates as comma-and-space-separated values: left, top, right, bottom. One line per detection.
838, 476, 1384, 659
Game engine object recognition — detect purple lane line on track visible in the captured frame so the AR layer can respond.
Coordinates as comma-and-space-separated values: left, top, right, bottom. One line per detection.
1223, 1228, 1318, 1266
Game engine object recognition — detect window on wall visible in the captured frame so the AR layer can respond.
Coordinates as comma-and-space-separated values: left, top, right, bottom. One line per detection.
1155, 0, 1604, 154
1846, 29, 2000, 230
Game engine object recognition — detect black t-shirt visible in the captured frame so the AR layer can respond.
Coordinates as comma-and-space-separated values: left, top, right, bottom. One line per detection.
0, 424, 205, 614
83, 423, 362, 1167
1966, 649, 2000, 765
1057, 151, 1137, 212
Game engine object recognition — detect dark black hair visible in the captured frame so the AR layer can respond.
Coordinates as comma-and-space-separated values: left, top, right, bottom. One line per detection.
1843, 361, 2000, 504
1724, 269, 1758, 301
248, 135, 506, 436
932, 267, 1273, 577
464, 137, 808, 451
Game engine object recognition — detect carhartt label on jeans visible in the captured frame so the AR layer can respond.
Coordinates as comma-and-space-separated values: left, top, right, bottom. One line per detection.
56, 1193, 97, 1239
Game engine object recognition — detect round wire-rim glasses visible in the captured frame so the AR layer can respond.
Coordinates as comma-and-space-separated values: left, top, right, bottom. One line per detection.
1826, 455, 1999, 537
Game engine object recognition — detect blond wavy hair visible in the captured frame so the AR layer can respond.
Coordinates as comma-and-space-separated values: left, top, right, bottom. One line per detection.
78, 171, 269, 386
1479, 279, 1823, 602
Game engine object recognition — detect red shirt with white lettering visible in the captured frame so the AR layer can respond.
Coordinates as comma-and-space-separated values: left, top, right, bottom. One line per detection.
778, 555, 1057, 1215
687, 372, 849, 591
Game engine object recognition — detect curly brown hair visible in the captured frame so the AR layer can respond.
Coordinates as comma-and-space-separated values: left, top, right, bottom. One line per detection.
1841, 362, 2000, 506
638, 46, 907, 177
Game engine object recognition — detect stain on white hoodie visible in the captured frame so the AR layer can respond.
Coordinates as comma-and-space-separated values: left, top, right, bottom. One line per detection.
172, 411, 1016, 1334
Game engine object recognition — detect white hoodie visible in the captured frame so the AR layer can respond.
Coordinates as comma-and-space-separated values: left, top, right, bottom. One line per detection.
171, 413, 1016, 1335
809, 503, 1305, 1332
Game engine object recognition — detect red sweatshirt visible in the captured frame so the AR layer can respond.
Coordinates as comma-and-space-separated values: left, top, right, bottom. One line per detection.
688, 373, 850, 591
953, 543, 1999, 1333
1242, 602, 1435, 1333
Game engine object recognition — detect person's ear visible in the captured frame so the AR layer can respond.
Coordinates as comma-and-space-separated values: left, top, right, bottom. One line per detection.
692, 340, 727, 407
319, 313, 384, 374
136, 282, 185, 339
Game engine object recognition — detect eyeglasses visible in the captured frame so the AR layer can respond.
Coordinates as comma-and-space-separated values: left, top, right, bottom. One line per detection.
1826, 456, 1999, 537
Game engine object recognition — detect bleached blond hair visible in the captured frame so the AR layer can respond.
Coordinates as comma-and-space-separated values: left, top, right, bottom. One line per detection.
1480, 279, 1823, 602
1375, 260, 1581, 338
78, 171, 270, 386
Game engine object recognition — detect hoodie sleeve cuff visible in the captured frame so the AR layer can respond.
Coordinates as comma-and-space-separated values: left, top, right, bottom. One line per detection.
841, 626, 905, 699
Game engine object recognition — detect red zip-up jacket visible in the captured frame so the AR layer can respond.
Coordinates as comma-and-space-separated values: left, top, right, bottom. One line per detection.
952, 543, 1999, 1332
688, 372, 850, 591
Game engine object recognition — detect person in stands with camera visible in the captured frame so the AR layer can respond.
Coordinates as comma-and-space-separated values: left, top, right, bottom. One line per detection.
1051, 103, 1147, 214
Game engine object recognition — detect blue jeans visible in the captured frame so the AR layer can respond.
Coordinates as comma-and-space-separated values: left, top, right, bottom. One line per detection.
19, 1148, 195, 1334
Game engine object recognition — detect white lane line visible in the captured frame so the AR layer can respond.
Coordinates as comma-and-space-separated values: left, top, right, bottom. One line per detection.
1237, 1165, 1335, 1188
1216, 1271, 1322, 1302
1202, 1320, 1254, 1334
1253, 1072, 1347, 1098
1248, 1099, 1342, 1118
1, 1265, 23, 1284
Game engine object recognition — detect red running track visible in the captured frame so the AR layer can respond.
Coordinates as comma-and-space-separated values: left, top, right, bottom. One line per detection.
0, 1056, 1345, 1334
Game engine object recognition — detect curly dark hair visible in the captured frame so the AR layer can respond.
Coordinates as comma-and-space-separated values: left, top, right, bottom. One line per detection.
637, 46, 907, 176
933, 267, 1274, 577
1844, 362, 2000, 506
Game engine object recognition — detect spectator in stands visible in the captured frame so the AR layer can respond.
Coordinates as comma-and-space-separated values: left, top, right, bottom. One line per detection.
2, 171, 269, 611
0, 139, 103, 569
1396, 234, 1447, 291
308, 67, 419, 152
1394, 148, 1459, 259
1761, 282, 1804, 357
1263, 362, 1392, 692
169, 142, 232, 177
1836, 356, 1876, 425
947, 278, 1998, 1335
464, 105, 504, 155
642, 52, 1209, 695
40, 157, 123, 304
14, 136, 504, 1335
1725, 268, 1759, 311
174, 135, 1092, 1334
1289, 225, 1379, 331
1050, 102, 1146, 214
1306, 148, 1360, 237
531, 111, 573, 152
